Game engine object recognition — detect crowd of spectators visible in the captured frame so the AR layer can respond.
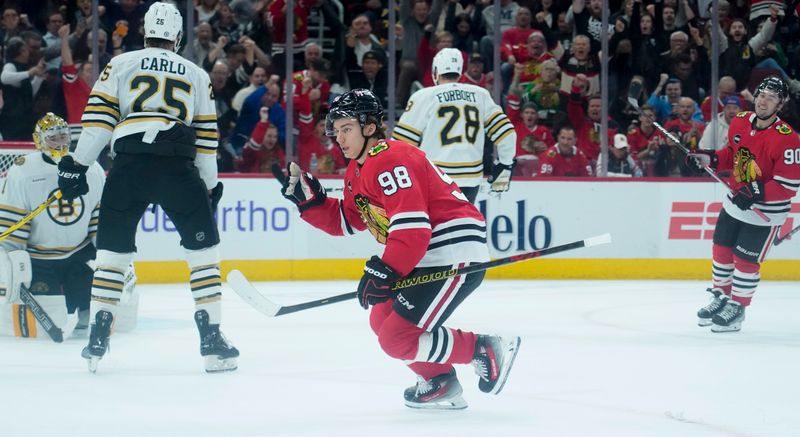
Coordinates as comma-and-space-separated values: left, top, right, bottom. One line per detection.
3, 0, 800, 179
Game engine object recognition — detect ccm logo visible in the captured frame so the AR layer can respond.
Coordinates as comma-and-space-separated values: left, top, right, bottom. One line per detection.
365, 266, 388, 279
668, 202, 800, 240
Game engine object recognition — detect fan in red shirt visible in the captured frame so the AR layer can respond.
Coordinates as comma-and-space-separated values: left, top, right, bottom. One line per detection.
279, 89, 520, 410
57, 24, 92, 139
691, 76, 800, 333
236, 107, 285, 173
459, 53, 490, 90
417, 28, 467, 88
507, 94, 554, 157
538, 126, 593, 177
295, 91, 345, 174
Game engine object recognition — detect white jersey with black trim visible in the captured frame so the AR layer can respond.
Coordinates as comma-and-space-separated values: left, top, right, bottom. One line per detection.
393, 82, 516, 187
0, 152, 104, 260
73, 47, 219, 189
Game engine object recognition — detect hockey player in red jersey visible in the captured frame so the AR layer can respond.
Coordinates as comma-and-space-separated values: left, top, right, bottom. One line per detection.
281, 89, 521, 409
692, 76, 800, 332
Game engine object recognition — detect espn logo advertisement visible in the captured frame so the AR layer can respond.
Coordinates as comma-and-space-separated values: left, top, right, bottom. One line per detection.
669, 202, 800, 240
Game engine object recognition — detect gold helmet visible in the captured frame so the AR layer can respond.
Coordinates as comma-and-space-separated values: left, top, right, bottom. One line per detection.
33, 113, 70, 162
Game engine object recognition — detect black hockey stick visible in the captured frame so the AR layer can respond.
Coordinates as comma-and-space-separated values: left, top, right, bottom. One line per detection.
626, 81, 770, 222
774, 224, 800, 246
18, 286, 64, 343
228, 233, 612, 317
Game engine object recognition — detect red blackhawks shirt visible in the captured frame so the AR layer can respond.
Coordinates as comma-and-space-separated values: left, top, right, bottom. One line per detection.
299, 140, 490, 276
718, 111, 800, 225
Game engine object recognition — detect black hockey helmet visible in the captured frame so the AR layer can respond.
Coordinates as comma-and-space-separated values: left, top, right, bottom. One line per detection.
754, 76, 789, 103
325, 89, 385, 137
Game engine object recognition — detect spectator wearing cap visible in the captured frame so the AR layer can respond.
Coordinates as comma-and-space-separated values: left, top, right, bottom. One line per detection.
504, 30, 554, 93
506, 96, 554, 158
345, 13, 386, 72
647, 74, 703, 123
698, 95, 741, 151
538, 126, 593, 177
460, 53, 490, 90
700, 76, 738, 122
349, 50, 389, 108
604, 133, 643, 177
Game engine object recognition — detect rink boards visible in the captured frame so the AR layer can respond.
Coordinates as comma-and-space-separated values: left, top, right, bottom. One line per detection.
132, 177, 799, 282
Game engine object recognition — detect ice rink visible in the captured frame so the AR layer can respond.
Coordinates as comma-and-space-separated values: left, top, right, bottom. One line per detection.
2, 279, 799, 437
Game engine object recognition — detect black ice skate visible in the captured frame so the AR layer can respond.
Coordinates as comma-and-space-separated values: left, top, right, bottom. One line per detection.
194, 310, 239, 373
711, 301, 745, 333
404, 369, 467, 410
697, 288, 729, 327
472, 335, 521, 395
81, 310, 113, 373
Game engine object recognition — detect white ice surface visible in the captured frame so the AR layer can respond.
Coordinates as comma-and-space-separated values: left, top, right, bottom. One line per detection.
2, 279, 799, 437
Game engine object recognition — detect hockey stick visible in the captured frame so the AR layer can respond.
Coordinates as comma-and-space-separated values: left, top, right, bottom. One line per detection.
774, 224, 800, 246
228, 233, 613, 317
626, 82, 770, 222
18, 286, 64, 343
0, 191, 62, 243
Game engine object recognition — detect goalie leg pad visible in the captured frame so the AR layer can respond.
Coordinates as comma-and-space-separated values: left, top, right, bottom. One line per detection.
0, 248, 32, 304
0, 295, 67, 339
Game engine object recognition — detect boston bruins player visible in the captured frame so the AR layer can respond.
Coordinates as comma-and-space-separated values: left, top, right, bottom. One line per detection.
0, 113, 115, 338
392, 48, 516, 202
56, 2, 238, 372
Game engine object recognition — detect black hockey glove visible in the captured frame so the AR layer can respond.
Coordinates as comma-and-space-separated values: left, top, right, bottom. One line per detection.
282, 162, 327, 212
57, 155, 89, 200
488, 160, 515, 192
685, 150, 718, 174
731, 180, 764, 210
209, 182, 224, 213
356, 256, 399, 310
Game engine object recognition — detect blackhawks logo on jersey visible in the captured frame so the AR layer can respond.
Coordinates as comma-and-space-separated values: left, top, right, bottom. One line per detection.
354, 194, 389, 244
777, 123, 792, 135
368, 141, 389, 157
733, 147, 762, 183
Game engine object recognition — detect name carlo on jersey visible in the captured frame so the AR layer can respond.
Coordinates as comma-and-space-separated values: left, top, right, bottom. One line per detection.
141, 56, 186, 75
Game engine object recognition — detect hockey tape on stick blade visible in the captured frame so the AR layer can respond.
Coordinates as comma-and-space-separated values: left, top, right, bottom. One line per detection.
228, 234, 612, 317
19, 286, 63, 342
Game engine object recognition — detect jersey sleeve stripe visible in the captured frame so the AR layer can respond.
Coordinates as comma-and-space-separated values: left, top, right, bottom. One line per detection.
389, 222, 432, 232
0, 204, 28, 215
193, 114, 217, 122
487, 118, 513, 137
196, 146, 217, 154
485, 111, 504, 127
774, 175, 800, 191
433, 159, 483, 168
84, 104, 120, 118
81, 120, 115, 131
389, 211, 430, 223
491, 126, 515, 144
391, 131, 419, 146
196, 130, 218, 140
0, 217, 31, 229
395, 122, 422, 136
89, 91, 119, 105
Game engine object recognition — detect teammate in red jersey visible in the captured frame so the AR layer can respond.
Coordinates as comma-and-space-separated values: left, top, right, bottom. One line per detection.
692, 76, 800, 332
280, 89, 521, 409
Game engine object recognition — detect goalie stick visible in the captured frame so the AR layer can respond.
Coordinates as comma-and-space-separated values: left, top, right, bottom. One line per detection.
774, 224, 800, 246
228, 233, 612, 317
18, 286, 64, 343
626, 81, 770, 222
0, 191, 62, 242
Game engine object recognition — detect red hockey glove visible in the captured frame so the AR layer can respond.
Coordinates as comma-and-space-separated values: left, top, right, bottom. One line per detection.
731, 180, 764, 210
356, 256, 399, 309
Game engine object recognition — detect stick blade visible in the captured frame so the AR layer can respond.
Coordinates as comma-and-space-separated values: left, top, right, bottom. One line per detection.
227, 270, 282, 317
583, 233, 612, 247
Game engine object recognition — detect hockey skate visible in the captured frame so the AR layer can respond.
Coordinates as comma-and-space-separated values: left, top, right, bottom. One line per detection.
194, 310, 239, 373
404, 369, 468, 410
81, 310, 113, 373
472, 335, 521, 395
711, 301, 745, 333
697, 288, 729, 327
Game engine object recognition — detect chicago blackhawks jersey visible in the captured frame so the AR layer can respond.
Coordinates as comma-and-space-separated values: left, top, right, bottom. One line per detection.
0, 152, 105, 259
300, 140, 490, 276
392, 82, 516, 187
73, 47, 219, 189
720, 111, 800, 225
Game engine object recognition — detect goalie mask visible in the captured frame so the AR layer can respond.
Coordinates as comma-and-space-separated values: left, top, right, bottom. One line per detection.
33, 113, 70, 163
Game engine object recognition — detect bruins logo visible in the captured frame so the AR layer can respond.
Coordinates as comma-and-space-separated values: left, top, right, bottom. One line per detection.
14, 156, 25, 165
368, 141, 389, 157
777, 124, 792, 135
733, 147, 762, 183
354, 194, 389, 244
